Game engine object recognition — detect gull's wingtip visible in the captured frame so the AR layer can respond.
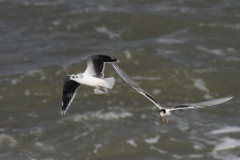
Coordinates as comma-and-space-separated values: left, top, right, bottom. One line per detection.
61, 110, 66, 115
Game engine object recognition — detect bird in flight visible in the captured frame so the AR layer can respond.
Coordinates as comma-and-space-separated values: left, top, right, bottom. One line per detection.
112, 63, 233, 124
62, 55, 119, 115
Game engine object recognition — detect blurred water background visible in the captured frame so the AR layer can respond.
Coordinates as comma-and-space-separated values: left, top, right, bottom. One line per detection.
0, 0, 240, 159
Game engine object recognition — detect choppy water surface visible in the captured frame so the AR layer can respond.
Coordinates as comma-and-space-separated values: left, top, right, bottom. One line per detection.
0, 0, 240, 159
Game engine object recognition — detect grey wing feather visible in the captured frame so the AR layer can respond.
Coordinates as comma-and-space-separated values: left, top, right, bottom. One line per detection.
112, 64, 161, 109
170, 96, 233, 111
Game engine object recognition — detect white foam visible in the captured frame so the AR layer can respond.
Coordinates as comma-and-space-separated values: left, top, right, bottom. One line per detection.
189, 154, 203, 158
156, 48, 177, 55
207, 126, 240, 135
211, 137, 240, 160
157, 38, 185, 44
193, 143, 204, 150
203, 93, 213, 99
150, 146, 167, 154
140, 113, 147, 119
192, 78, 209, 92
25, 90, 30, 96
198, 22, 240, 30
27, 113, 39, 118
95, 26, 120, 40
172, 154, 203, 159
35, 142, 54, 151
226, 57, 240, 62
177, 121, 189, 132
132, 76, 161, 81
124, 50, 132, 59
93, 144, 102, 153
10, 78, 21, 85
52, 20, 61, 26
126, 139, 137, 147
29, 128, 42, 136
25, 69, 43, 76
68, 111, 133, 122
196, 46, 225, 56
72, 132, 89, 141
29, 2, 62, 6
0, 134, 17, 147
152, 89, 162, 95
144, 135, 160, 144
172, 154, 182, 159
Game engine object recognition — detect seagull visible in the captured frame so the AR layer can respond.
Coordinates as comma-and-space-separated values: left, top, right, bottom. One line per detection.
62, 55, 119, 115
112, 63, 233, 124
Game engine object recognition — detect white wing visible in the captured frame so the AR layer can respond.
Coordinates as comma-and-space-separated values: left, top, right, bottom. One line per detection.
112, 64, 162, 109
170, 96, 233, 111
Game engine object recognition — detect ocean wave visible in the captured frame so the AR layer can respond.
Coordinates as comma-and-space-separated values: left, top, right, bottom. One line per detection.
126, 139, 137, 147
157, 38, 186, 44
60, 110, 133, 123
211, 137, 240, 160
95, 25, 121, 40
198, 23, 240, 30
35, 142, 54, 152
0, 134, 17, 148
132, 76, 161, 81
207, 126, 240, 135
196, 46, 226, 56
144, 135, 160, 144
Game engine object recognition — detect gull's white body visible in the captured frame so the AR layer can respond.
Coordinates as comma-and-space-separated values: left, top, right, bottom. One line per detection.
70, 73, 114, 89
61, 55, 119, 115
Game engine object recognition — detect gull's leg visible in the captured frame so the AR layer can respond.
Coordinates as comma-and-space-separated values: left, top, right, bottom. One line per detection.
98, 86, 105, 92
161, 117, 164, 123
166, 116, 169, 124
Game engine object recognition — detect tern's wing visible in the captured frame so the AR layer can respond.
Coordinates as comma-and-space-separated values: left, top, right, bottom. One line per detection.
170, 96, 233, 111
84, 55, 119, 78
62, 75, 81, 115
112, 63, 161, 109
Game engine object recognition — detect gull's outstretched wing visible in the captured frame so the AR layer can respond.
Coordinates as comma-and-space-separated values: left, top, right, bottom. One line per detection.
170, 96, 233, 111
112, 64, 161, 109
84, 55, 119, 78
62, 75, 81, 115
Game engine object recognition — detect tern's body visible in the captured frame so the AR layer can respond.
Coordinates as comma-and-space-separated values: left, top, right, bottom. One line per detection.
112, 63, 233, 124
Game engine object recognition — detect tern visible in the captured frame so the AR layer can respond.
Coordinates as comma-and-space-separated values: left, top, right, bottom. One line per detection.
62, 55, 119, 115
112, 63, 233, 124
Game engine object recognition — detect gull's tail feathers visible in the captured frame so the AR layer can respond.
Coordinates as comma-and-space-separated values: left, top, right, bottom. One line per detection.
104, 77, 115, 89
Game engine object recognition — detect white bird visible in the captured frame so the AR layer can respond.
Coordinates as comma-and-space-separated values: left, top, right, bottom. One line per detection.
62, 55, 119, 115
112, 63, 233, 124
